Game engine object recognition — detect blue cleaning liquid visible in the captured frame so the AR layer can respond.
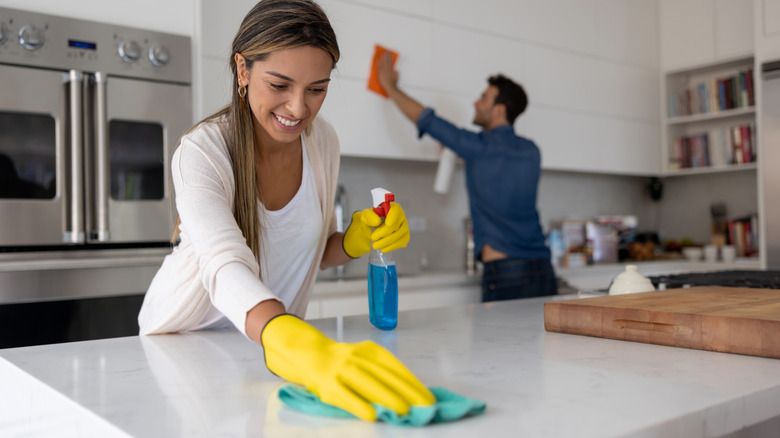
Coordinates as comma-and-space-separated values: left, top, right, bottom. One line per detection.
367, 262, 398, 330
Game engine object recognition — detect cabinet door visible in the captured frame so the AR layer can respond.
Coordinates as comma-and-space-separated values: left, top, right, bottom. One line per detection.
714, 0, 754, 59
757, 0, 780, 62
661, 0, 754, 70
660, 0, 716, 70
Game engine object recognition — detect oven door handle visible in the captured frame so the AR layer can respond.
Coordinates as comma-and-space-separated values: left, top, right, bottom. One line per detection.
93, 72, 110, 241
64, 70, 85, 244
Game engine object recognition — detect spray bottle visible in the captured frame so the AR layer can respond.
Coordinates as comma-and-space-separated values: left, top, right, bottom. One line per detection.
367, 188, 398, 331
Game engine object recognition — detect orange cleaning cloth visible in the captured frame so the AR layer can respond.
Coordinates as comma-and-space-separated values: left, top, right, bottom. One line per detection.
367, 44, 399, 98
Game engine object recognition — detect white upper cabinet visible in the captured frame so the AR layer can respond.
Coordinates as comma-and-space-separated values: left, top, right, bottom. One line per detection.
196, 0, 661, 174
756, 0, 780, 62
596, 0, 659, 69
714, 0, 755, 59
433, 0, 599, 56
660, 0, 754, 71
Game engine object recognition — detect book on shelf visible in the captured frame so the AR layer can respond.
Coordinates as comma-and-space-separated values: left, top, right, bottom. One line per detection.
668, 123, 755, 169
667, 67, 754, 118
727, 214, 758, 258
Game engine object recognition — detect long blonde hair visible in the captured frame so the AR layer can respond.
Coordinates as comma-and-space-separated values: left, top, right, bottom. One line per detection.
175, 0, 339, 274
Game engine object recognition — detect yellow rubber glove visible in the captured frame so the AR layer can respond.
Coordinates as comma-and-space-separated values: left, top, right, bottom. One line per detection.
262, 314, 435, 421
342, 202, 410, 258
342, 209, 377, 259
370, 202, 410, 253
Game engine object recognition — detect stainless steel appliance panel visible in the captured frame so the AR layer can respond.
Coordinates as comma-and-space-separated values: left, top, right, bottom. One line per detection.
0, 64, 69, 246
98, 77, 191, 243
0, 249, 167, 303
0, 5, 191, 250
0, 6, 191, 307
0, 7, 191, 84
760, 65, 780, 268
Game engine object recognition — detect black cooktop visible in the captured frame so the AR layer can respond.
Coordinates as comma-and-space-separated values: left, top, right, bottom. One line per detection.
647, 270, 780, 290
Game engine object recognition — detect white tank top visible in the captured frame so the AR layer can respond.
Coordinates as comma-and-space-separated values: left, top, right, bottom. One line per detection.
196, 139, 322, 329
258, 140, 322, 308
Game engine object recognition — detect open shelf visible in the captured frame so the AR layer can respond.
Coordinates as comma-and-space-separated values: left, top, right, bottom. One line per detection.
666, 106, 755, 125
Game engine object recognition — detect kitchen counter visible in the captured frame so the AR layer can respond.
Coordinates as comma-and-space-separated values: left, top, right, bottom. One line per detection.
555, 258, 762, 292
3, 296, 780, 437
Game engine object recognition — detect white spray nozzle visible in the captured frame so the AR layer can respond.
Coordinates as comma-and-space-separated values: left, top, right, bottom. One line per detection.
371, 187, 395, 218
371, 188, 392, 208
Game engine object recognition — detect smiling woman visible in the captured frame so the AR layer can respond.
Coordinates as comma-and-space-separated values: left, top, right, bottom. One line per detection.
136, 0, 433, 422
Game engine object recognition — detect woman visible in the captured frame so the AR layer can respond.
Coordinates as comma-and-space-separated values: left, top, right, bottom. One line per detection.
138, 0, 433, 421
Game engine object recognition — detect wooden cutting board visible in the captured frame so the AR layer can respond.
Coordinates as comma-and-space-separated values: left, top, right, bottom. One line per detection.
544, 286, 780, 359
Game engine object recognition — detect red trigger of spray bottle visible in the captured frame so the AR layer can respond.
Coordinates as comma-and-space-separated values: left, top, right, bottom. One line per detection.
372, 193, 395, 218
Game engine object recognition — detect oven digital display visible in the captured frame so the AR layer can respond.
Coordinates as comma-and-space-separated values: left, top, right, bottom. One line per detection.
68, 39, 97, 50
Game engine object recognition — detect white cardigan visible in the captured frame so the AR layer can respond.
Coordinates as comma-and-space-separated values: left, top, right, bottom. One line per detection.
138, 117, 340, 338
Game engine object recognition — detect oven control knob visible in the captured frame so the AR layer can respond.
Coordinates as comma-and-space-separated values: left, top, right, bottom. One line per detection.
148, 44, 170, 67
118, 40, 141, 63
18, 24, 45, 51
0, 23, 9, 46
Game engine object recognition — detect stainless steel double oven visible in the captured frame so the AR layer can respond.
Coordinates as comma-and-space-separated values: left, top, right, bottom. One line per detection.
0, 6, 192, 345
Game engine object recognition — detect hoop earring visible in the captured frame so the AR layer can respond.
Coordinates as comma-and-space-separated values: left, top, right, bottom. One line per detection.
238, 84, 247, 98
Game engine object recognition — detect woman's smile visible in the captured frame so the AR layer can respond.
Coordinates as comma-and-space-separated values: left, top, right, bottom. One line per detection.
274, 113, 302, 129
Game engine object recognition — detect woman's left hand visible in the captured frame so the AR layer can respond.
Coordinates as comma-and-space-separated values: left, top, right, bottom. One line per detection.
369, 202, 410, 253
342, 202, 410, 258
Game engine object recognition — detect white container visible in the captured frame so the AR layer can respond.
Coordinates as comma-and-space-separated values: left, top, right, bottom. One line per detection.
608, 265, 656, 295
433, 148, 457, 194
704, 245, 719, 262
721, 245, 737, 263
682, 247, 703, 262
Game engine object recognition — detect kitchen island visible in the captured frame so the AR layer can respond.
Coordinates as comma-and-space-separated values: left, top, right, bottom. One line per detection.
3, 296, 780, 437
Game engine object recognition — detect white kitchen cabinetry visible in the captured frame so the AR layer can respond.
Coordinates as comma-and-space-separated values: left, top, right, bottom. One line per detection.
660, 0, 754, 71
659, 0, 757, 177
194, 0, 661, 172
755, 0, 780, 63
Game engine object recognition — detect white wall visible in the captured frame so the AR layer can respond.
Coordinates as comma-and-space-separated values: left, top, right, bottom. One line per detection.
0, 0, 195, 36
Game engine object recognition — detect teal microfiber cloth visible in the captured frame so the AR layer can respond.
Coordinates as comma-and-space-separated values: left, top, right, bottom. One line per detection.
278, 384, 486, 426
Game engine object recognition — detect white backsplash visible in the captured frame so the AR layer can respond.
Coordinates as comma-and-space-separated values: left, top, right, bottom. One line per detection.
326, 156, 665, 280
326, 157, 758, 281
654, 171, 758, 246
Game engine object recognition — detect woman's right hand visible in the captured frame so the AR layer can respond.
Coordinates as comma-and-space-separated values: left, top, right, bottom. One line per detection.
261, 314, 435, 421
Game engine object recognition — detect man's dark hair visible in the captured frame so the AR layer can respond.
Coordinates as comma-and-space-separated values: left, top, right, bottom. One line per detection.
488, 74, 528, 124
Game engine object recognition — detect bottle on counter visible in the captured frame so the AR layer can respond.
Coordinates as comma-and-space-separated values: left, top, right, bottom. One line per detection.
367, 188, 398, 330
465, 217, 476, 276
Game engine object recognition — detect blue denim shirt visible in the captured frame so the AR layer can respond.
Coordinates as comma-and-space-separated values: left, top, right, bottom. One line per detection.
417, 108, 550, 261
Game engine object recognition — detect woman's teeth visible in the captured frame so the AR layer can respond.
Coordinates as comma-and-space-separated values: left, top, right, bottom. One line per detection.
275, 114, 301, 127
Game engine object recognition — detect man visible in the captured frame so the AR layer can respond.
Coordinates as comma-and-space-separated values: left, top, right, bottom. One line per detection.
376, 53, 557, 302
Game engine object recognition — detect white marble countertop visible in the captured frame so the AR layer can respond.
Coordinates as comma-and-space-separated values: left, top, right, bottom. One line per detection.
3, 295, 780, 438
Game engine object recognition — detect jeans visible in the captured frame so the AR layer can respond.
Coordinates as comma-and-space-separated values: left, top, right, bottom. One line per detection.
481, 258, 558, 302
